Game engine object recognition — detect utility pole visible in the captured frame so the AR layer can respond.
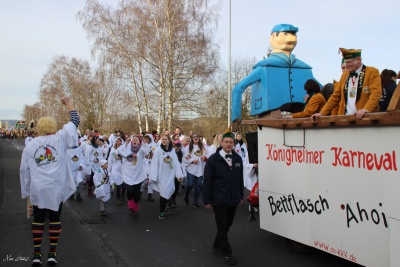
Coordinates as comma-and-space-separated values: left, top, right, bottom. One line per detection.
227, 0, 231, 127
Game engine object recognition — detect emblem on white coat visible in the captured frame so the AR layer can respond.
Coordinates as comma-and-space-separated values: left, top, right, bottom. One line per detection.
194, 150, 203, 157
34, 145, 58, 165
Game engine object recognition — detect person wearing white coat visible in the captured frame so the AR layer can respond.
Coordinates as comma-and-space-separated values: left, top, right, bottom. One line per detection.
19, 97, 79, 266
84, 136, 105, 197
234, 133, 258, 191
108, 137, 125, 205
67, 144, 85, 201
118, 136, 151, 217
93, 159, 114, 216
108, 130, 118, 147
208, 133, 222, 155
182, 133, 210, 209
24, 132, 34, 145
149, 135, 183, 219
140, 134, 157, 202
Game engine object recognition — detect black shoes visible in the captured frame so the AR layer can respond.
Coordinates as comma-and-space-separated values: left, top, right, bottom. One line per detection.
224, 255, 237, 265
76, 193, 83, 201
184, 195, 189, 205
32, 252, 58, 265
213, 246, 223, 256
192, 203, 201, 210
213, 246, 237, 265
47, 252, 57, 265
32, 253, 42, 266
167, 199, 177, 209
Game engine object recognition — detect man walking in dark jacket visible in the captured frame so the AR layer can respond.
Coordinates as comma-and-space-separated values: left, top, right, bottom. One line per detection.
203, 130, 244, 265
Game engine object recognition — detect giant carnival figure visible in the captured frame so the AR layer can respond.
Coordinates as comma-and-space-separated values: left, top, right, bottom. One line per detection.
231, 24, 319, 129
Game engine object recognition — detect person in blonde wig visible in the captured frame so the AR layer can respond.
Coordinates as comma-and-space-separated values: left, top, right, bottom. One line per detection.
37, 116, 58, 136
20, 97, 80, 265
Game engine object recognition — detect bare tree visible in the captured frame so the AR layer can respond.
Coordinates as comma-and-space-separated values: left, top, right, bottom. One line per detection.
78, 0, 145, 132
77, 0, 220, 133
22, 103, 42, 127
141, 0, 220, 130
38, 55, 122, 131
201, 56, 258, 135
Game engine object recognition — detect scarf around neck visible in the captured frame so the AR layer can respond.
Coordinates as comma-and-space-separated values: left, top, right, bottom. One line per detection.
236, 139, 244, 146
131, 143, 141, 154
161, 142, 173, 152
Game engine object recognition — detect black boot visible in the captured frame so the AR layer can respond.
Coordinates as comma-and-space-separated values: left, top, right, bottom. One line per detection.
76, 192, 83, 201
76, 185, 82, 201
148, 193, 155, 202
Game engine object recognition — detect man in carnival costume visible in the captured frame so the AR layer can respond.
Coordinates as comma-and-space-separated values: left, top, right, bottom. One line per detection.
312, 48, 381, 120
20, 97, 80, 265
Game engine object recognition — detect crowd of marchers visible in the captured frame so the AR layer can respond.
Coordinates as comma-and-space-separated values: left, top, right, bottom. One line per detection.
24, 126, 259, 219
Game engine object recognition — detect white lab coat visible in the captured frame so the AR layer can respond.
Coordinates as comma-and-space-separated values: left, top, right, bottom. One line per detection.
93, 168, 113, 202
182, 144, 209, 177
20, 122, 78, 211
108, 134, 118, 148
25, 136, 33, 146
67, 146, 85, 186
235, 142, 258, 190
149, 146, 183, 199
117, 142, 151, 185
80, 141, 89, 156
108, 146, 123, 185
144, 136, 157, 175
85, 145, 105, 175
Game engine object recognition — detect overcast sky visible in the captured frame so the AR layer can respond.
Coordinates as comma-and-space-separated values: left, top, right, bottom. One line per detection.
1, 0, 399, 120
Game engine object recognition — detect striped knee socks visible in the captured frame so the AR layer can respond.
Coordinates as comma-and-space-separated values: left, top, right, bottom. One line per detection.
32, 222, 44, 254
49, 222, 62, 253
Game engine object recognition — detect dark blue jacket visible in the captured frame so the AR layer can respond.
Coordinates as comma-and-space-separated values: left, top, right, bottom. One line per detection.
379, 80, 397, 111
203, 147, 244, 206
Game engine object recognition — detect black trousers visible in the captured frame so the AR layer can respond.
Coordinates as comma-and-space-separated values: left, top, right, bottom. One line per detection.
124, 182, 142, 202
213, 205, 237, 256
33, 202, 63, 223
171, 177, 179, 200
160, 197, 169, 213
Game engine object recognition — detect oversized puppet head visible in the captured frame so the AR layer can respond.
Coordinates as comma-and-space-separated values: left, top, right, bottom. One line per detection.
269, 24, 298, 56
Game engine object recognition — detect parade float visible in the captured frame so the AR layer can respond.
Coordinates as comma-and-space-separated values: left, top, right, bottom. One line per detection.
232, 24, 400, 267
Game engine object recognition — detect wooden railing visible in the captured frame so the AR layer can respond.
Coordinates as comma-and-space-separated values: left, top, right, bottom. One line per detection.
240, 82, 400, 129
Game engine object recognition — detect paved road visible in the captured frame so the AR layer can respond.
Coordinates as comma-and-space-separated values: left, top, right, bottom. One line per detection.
0, 139, 360, 267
